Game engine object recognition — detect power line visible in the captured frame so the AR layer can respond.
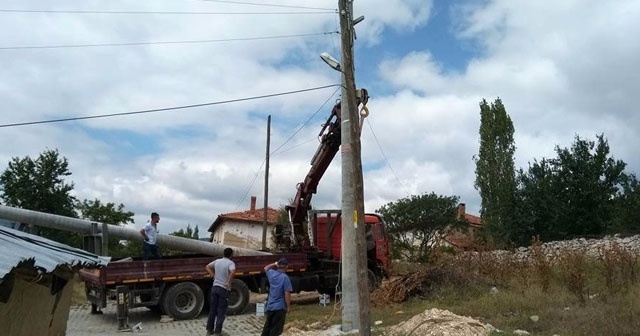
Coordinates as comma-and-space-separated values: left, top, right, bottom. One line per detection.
235, 87, 340, 209
197, 0, 334, 11
0, 31, 339, 50
0, 9, 335, 15
271, 86, 340, 155
0, 84, 340, 129
365, 119, 412, 196
272, 136, 317, 155
234, 159, 266, 211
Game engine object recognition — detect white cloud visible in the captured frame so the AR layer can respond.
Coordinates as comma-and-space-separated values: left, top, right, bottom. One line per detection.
1, 0, 639, 240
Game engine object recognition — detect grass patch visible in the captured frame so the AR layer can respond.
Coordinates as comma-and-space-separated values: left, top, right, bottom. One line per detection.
287, 245, 640, 336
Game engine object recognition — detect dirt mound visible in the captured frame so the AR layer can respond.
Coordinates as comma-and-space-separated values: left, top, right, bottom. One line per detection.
281, 308, 491, 336
382, 308, 492, 336
282, 320, 334, 335
371, 267, 467, 306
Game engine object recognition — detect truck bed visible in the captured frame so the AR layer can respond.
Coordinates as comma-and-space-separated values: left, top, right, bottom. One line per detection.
79, 253, 308, 287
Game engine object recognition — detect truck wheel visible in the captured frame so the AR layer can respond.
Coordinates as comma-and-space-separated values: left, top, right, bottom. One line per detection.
227, 279, 249, 315
161, 282, 204, 320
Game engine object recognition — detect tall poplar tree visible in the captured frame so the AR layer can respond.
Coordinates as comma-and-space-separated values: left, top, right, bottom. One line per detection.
474, 98, 518, 247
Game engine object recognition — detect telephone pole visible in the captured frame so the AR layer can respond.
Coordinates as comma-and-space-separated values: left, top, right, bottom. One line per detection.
338, 0, 370, 334
262, 115, 271, 251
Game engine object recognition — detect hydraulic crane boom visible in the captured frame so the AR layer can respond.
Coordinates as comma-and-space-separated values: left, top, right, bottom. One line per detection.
284, 89, 369, 248
287, 103, 342, 226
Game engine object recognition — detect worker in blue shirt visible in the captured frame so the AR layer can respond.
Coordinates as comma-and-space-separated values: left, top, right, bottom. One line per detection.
261, 257, 293, 336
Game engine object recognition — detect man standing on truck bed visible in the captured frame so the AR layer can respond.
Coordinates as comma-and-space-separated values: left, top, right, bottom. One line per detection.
261, 257, 293, 336
205, 247, 236, 336
140, 212, 161, 260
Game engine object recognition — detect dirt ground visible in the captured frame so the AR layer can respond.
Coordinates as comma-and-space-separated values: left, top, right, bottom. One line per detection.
280, 269, 493, 336
71, 269, 493, 336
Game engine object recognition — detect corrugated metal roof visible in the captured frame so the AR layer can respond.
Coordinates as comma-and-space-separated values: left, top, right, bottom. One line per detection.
0, 226, 109, 281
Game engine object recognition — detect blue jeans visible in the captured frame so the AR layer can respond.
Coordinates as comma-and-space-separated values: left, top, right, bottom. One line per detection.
142, 242, 161, 260
207, 286, 229, 333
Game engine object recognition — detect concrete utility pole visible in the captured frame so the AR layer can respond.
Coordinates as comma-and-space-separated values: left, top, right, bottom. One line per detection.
0, 204, 269, 257
262, 115, 271, 250
338, 0, 371, 334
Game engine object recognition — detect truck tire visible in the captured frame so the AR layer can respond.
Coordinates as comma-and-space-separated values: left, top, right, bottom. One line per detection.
227, 279, 249, 315
161, 282, 204, 320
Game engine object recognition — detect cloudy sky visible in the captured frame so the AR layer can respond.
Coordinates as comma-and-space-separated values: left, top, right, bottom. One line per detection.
1, 0, 638, 237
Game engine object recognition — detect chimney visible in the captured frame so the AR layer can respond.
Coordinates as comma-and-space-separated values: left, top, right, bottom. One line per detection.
250, 196, 257, 211
457, 203, 466, 219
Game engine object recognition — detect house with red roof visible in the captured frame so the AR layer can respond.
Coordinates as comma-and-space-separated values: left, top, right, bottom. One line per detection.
442, 203, 483, 250
207, 196, 281, 250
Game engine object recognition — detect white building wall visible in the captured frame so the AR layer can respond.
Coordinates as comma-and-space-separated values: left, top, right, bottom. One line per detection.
213, 221, 275, 250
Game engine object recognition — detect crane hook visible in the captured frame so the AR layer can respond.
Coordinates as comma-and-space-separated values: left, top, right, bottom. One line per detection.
357, 88, 370, 131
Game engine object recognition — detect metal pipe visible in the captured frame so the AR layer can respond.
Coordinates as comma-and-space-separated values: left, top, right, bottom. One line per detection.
0, 204, 269, 257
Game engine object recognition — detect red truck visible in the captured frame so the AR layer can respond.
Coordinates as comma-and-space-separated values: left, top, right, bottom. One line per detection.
78, 211, 389, 320
79, 93, 391, 319
79, 253, 309, 319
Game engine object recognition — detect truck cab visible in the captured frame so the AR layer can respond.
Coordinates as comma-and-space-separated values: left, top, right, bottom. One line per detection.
309, 210, 390, 280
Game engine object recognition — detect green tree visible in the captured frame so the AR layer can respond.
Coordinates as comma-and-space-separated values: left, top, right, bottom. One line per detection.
76, 199, 135, 258
171, 224, 199, 239
517, 134, 626, 241
610, 173, 640, 234
193, 225, 199, 239
376, 193, 465, 263
474, 98, 518, 247
514, 158, 559, 245
0, 149, 79, 246
164, 224, 201, 256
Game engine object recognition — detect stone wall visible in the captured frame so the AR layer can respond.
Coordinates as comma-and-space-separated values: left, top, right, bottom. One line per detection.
496, 235, 640, 261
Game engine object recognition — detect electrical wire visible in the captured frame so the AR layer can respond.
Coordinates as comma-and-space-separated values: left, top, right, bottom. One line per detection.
272, 136, 317, 155
234, 159, 265, 210
0, 31, 339, 50
365, 119, 412, 196
0, 84, 340, 129
197, 0, 335, 11
233, 87, 340, 209
270, 86, 340, 155
0, 9, 335, 15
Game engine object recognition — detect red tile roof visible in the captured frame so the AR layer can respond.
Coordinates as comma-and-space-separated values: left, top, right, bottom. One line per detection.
208, 207, 280, 233
444, 230, 476, 249
465, 213, 482, 227
445, 204, 483, 249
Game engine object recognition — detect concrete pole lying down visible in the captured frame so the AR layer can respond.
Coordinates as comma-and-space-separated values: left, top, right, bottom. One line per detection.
0, 204, 269, 257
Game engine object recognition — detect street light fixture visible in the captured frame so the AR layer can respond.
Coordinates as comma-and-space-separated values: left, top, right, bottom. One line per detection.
320, 52, 341, 72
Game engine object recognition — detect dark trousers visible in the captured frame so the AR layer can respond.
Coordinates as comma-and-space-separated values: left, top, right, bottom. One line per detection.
261, 309, 287, 336
142, 242, 161, 260
207, 286, 229, 333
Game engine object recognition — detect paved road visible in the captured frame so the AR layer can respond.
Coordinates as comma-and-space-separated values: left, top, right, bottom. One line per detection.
67, 292, 320, 336
67, 303, 265, 336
